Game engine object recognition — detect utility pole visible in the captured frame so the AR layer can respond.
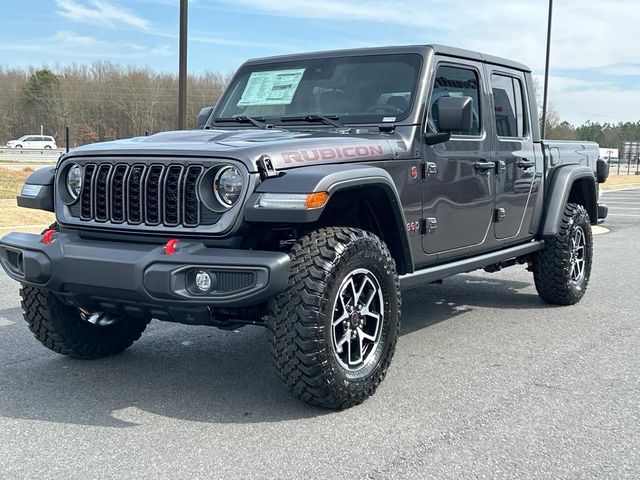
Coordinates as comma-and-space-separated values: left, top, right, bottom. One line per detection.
541, 0, 553, 138
178, 0, 188, 130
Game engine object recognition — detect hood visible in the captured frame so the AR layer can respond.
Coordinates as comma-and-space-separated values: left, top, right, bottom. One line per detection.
66, 128, 415, 173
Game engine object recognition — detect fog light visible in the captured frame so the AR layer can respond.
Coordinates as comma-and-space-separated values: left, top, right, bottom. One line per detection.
195, 270, 212, 292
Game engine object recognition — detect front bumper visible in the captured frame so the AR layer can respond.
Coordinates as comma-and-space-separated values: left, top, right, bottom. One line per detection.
0, 232, 289, 322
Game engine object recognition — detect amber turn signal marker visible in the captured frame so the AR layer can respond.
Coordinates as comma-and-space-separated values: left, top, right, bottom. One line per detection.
305, 192, 329, 209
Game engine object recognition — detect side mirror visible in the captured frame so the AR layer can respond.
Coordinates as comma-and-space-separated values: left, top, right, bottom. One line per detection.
425, 96, 474, 146
437, 96, 473, 133
196, 106, 215, 129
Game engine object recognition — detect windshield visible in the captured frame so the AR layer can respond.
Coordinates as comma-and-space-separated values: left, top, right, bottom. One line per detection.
215, 53, 422, 125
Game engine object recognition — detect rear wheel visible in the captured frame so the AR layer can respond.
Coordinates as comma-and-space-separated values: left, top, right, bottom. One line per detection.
532, 203, 593, 305
267, 227, 401, 409
20, 285, 150, 359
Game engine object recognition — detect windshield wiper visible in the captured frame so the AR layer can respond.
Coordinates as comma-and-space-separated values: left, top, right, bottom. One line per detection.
212, 116, 272, 130
280, 114, 344, 128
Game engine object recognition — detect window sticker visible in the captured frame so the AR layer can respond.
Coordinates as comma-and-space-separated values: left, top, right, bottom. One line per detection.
237, 69, 305, 106
382, 116, 396, 122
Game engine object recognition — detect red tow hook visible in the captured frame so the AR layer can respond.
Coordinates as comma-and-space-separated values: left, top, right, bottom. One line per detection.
163, 238, 180, 255
41, 229, 57, 245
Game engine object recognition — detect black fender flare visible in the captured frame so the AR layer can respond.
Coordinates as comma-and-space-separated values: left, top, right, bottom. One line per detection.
541, 165, 597, 236
244, 164, 414, 273
16, 166, 56, 212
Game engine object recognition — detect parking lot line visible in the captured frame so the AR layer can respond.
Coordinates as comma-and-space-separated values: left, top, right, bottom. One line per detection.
607, 213, 640, 217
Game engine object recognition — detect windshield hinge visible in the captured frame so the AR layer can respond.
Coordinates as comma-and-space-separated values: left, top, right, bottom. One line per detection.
422, 162, 437, 180
257, 155, 278, 180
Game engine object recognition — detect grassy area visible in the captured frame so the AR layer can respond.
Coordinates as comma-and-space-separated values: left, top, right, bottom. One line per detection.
0, 167, 32, 199
603, 174, 640, 189
0, 167, 55, 229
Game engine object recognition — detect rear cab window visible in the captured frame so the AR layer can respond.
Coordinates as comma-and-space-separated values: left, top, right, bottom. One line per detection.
490, 73, 527, 138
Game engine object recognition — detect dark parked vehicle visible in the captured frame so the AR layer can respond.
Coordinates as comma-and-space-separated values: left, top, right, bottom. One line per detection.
0, 45, 609, 409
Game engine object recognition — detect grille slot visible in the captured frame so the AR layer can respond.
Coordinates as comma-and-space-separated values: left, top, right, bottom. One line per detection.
110, 164, 128, 223
80, 164, 96, 220
94, 164, 112, 221
183, 166, 203, 227
164, 165, 184, 226
127, 165, 146, 225
144, 165, 164, 226
75, 162, 207, 228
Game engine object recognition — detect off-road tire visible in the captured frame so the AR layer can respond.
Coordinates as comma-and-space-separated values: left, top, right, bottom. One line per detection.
267, 227, 401, 409
533, 203, 593, 305
20, 285, 150, 359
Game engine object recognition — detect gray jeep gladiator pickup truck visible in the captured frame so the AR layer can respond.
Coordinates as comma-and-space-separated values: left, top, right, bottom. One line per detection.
0, 45, 609, 409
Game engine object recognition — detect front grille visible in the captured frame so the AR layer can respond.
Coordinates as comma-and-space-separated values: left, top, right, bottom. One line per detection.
74, 162, 209, 228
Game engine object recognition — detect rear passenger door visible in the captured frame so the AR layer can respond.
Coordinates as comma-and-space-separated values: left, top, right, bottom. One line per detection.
488, 69, 537, 241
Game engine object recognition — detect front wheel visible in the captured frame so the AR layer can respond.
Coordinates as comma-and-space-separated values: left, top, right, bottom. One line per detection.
20, 285, 150, 359
267, 227, 401, 409
532, 203, 593, 305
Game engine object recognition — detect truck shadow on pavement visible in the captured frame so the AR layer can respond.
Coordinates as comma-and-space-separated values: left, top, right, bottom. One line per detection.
0, 273, 545, 427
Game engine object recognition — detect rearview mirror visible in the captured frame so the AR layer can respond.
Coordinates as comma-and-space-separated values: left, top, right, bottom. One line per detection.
196, 106, 215, 129
437, 96, 473, 133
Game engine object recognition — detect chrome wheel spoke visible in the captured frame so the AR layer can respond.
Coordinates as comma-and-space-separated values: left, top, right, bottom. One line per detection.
331, 268, 384, 371
569, 226, 587, 284
358, 328, 376, 342
332, 311, 348, 327
348, 331, 363, 366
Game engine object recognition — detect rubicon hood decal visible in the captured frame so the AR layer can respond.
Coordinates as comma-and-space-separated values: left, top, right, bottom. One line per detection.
281, 145, 386, 164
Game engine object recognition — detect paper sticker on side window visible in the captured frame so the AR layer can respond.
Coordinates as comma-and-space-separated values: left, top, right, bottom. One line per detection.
237, 69, 305, 106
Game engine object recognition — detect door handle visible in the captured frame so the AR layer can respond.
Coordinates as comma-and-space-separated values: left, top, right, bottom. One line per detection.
517, 159, 535, 169
474, 160, 496, 172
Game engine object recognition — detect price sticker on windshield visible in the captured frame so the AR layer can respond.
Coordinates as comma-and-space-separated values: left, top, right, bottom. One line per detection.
237, 69, 305, 106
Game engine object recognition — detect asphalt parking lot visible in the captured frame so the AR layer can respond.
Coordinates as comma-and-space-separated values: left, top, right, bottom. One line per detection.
1, 188, 639, 480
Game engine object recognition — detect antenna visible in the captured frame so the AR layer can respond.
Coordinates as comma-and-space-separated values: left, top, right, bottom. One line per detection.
541, 0, 553, 138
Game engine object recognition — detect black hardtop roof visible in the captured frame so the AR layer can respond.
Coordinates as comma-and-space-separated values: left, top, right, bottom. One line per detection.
243, 44, 531, 73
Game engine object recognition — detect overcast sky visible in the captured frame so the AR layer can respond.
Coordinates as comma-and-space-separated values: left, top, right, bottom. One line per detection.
1, 0, 639, 125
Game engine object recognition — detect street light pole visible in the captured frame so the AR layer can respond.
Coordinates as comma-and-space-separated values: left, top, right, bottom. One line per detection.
541, 0, 553, 138
178, 0, 188, 130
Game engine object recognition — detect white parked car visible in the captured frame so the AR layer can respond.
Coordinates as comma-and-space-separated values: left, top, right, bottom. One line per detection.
6, 135, 57, 149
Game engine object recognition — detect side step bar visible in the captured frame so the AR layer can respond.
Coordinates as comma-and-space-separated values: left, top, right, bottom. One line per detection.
400, 241, 544, 289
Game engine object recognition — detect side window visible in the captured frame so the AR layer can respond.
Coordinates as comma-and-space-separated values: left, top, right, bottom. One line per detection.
491, 74, 526, 138
428, 65, 481, 136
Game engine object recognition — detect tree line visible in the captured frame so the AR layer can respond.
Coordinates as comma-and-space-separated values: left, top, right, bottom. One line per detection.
0, 63, 638, 151
544, 111, 640, 151
0, 64, 230, 147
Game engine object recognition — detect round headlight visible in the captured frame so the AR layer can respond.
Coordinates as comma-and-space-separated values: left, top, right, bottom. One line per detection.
213, 166, 243, 207
66, 164, 83, 199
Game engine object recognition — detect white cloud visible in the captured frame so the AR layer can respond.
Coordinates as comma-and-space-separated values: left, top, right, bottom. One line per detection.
55, 0, 150, 30
0, 31, 169, 59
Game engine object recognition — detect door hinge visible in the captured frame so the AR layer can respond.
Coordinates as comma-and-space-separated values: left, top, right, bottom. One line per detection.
422, 162, 437, 179
496, 160, 506, 174
422, 217, 438, 235
495, 208, 506, 223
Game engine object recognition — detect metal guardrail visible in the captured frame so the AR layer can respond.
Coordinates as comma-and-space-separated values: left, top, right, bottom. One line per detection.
0, 148, 65, 163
